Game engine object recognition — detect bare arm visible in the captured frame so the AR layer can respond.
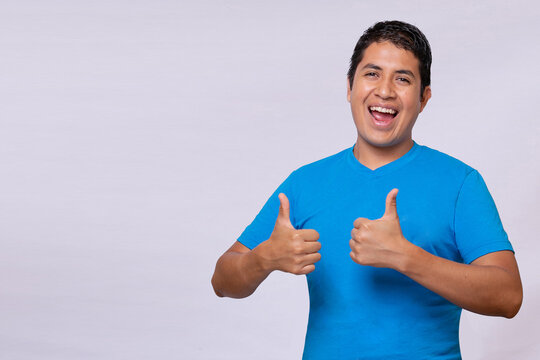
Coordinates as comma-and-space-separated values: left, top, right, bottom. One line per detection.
211, 241, 271, 299
211, 193, 321, 298
350, 189, 523, 318
399, 248, 522, 318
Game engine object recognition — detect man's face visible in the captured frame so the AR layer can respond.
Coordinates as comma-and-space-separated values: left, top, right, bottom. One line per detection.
347, 41, 431, 151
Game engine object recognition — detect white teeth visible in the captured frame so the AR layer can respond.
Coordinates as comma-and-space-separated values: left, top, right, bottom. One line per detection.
369, 106, 397, 114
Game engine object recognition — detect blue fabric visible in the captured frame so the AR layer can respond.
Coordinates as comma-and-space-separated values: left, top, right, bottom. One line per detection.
237, 142, 513, 360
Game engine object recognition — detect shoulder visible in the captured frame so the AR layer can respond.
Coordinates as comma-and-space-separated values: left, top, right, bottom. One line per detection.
415, 144, 476, 179
291, 146, 351, 179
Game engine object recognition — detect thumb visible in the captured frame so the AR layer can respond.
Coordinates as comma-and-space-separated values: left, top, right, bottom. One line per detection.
383, 188, 399, 219
277, 193, 294, 228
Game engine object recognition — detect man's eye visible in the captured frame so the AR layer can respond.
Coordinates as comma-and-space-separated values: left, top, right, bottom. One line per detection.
397, 77, 410, 83
365, 72, 378, 78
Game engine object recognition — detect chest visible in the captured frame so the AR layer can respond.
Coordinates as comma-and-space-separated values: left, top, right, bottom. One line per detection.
293, 178, 461, 266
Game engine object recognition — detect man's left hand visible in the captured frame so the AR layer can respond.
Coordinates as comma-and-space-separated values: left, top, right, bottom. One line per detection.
349, 188, 413, 269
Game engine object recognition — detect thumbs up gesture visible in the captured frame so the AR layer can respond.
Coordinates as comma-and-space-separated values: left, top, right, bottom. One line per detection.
349, 189, 412, 269
255, 193, 321, 275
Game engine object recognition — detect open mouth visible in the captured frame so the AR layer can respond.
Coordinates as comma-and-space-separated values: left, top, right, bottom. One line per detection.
369, 106, 398, 124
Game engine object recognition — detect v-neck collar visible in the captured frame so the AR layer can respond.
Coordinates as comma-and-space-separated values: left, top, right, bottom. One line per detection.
346, 141, 422, 177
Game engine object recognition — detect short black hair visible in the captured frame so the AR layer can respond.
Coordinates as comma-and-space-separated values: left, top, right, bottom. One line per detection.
347, 20, 432, 96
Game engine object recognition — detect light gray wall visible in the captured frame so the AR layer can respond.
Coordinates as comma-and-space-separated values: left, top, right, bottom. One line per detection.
1, 1, 538, 359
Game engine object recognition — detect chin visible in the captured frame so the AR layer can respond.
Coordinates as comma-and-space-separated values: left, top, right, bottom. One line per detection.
359, 134, 410, 150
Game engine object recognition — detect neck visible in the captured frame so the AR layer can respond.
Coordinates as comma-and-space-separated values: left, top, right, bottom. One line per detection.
353, 138, 414, 170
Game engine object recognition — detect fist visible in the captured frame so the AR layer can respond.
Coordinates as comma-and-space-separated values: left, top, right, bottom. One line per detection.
349, 189, 411, 269
258, 193, 321, 275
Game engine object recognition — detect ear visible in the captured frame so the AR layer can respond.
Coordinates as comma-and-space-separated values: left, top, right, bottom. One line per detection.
419, 86, 431, 113
347, 77, 352, 103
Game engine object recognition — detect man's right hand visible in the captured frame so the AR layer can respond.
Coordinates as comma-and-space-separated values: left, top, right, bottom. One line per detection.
254, 193, 321, 275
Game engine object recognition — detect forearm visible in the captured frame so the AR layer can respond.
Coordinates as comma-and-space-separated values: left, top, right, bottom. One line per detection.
398, 246, 522, 318
211, 247, 272, 299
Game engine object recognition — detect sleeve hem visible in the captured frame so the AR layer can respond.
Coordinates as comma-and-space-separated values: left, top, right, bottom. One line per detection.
462, 242, 515, 264
237, 237, 256, 251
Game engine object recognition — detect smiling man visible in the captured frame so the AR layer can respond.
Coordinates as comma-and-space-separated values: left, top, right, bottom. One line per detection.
212, 21, 522, 359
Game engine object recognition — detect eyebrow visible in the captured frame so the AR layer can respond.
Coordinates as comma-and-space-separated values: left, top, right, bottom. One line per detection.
396, 69, 416, 78
361, 63, 416, 78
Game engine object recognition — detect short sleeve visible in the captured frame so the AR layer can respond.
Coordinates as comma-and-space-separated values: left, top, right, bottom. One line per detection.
454, 170, 514, 264
236, 171, 298, 250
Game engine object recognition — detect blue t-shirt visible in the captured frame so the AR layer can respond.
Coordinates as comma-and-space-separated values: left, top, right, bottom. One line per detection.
237, 142, 513, 360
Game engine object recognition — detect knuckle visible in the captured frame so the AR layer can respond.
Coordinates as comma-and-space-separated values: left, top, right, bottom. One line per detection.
357, 230, 367, 241
354, 218, 365, 228
350, 251, 363, 264
292, 243, 303, 253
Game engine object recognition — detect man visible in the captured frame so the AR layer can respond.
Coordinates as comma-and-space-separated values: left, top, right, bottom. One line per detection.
211, 21, 522, 359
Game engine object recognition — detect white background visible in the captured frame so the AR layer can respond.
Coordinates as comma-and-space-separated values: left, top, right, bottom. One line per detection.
1, 1, 539, 359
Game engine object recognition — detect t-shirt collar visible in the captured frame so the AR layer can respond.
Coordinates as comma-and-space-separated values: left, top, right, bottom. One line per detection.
346, 141, 421, 177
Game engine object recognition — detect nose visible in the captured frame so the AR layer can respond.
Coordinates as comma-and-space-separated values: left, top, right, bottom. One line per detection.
374, 77, 396, 99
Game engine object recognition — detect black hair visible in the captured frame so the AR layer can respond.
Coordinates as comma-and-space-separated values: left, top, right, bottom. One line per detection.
347, 20, 432, 96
